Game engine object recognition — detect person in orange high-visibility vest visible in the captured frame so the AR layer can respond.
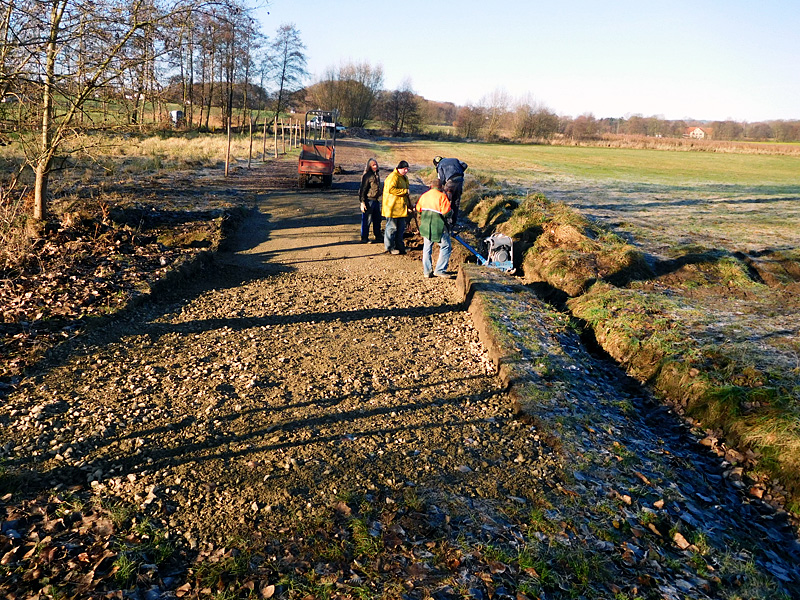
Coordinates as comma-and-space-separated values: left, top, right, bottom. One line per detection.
416, 175, 453, 278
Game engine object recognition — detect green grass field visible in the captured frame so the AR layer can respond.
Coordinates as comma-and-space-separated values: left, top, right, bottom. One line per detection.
391, 140, 800, 253
401, 140, 800, 185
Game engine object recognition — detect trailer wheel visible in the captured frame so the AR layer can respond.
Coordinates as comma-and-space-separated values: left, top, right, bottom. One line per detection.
298, 174, 308, 188
322, 174, 333, 187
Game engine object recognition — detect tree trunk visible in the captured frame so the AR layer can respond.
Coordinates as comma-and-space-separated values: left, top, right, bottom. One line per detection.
225, 116, 232, 176
242, 60, 250, 134
204, 45, 214, 130
224, 32, 234, 177
33, 157, 50, 221
34, 0, 63, 221
187, 27, 194, 127
178, 26, 187, 126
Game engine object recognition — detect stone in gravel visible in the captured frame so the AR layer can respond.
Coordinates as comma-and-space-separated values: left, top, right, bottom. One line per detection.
672, 531, 691, 550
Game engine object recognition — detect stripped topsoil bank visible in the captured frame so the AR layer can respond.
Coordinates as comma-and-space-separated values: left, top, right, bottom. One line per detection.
463, 185, 800, 513
1, 139, 799, 599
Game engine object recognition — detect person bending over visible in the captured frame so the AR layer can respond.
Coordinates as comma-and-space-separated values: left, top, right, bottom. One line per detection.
433, 156, 468, 228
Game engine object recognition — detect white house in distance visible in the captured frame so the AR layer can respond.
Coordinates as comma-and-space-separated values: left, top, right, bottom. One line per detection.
686, 126, 710, 139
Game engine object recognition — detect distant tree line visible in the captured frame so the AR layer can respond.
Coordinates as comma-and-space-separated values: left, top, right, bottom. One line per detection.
2, 0, 798, 222
558, 114, 800, 143
442, 95, 800, 143
302, 74, 800, 145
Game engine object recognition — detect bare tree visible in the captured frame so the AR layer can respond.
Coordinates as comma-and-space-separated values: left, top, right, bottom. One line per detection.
189, 7, 244, 132
220, 6, 260, 174
0, 2, 33, 104
379, 79, 419, 135
306, 61, 383, 127
454, 104, 485, 139
623, 114, 647, 136
169, 7, 199, 127
480, 88, 510, 140
306, 66, 341, 113
198, 13, 218, 129
28, 0, 177, 219
265, 23, 307, 123
772, 121, 800, 142
711, 120, 744, 141
748, 122, 773, 140
1, 0, 247, 220
513, 96, 559, 140
337, 61, 382, 127
565, 113, 599, 140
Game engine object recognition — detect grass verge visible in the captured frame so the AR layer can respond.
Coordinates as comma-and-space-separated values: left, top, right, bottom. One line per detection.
466, 187, 800, 512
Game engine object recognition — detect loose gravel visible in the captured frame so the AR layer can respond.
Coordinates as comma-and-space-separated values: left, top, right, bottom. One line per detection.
2, 143, 799, 599
2, 164, 563, 555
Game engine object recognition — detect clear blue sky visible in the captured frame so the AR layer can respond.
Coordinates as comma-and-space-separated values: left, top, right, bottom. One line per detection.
255, 0, 799, 122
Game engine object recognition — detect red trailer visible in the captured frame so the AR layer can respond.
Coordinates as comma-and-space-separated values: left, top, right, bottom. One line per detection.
298, 110, 337, 188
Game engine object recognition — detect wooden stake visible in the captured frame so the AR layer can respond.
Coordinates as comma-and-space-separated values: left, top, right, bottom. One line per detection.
248, 113, 253, 169
262, 116, 268, 161
225, 111, 232, 177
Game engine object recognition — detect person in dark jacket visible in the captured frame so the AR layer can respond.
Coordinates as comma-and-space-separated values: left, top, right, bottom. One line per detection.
358, 158, 382, 243
433, 156, 468, 228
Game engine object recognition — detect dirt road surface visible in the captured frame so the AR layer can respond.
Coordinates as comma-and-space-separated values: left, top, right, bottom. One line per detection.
2, 140, 799, 599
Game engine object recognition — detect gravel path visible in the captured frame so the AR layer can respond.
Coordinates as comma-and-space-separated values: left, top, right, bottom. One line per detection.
3, 162, 525, 528
2, 143, 799, 599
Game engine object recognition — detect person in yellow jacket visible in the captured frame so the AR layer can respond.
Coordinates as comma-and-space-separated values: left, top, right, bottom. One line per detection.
416, 176, 453, 278
382, 160, 410, 254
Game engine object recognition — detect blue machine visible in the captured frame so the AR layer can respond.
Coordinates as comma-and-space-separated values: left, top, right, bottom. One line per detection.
452, 232, 515, 273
